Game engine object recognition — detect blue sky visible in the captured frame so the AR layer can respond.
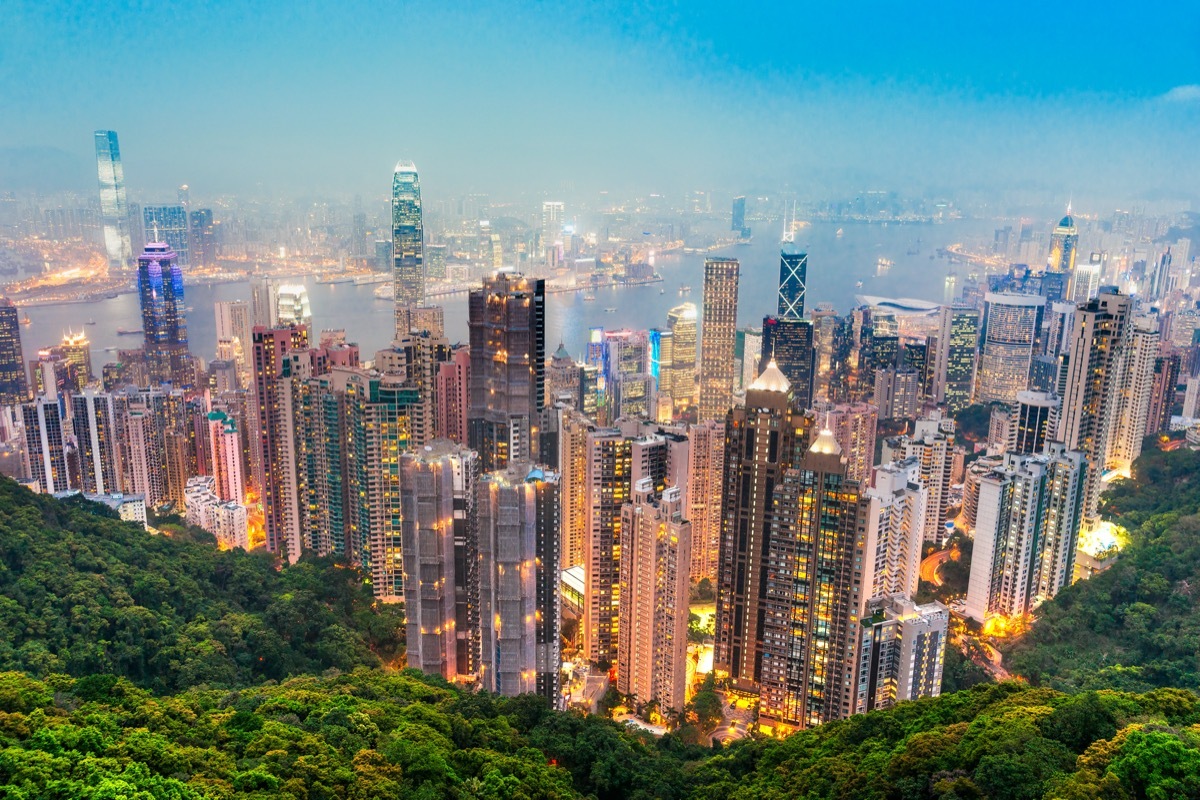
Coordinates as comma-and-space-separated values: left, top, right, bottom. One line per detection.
2, 1, 1198, 206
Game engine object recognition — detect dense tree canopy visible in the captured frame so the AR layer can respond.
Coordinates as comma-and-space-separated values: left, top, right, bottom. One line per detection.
0, 478, 403, 693
0, 671, 1198, 799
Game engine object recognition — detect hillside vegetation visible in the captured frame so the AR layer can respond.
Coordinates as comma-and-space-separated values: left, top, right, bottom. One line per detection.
0, 479, 404, 693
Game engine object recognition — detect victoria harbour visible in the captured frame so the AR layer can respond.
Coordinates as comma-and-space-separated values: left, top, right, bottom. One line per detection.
26, 219, 993, 367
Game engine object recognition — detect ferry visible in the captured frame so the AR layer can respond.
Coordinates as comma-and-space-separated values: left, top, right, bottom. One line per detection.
876, 257, 893, 277
85, 319, 97, 326
373, 283, 394, 300
855, 280, 864, 289
604, 307, 617, 313
20, 314, 31, 326
582, 294, 596, 302
679, 285, 692, 296
354, 273, 392, 286
836, 228, 845, 238
116, 327, 143, 336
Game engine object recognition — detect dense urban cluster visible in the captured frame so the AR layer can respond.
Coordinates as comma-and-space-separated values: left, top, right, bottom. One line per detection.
0, 130, 1195, 745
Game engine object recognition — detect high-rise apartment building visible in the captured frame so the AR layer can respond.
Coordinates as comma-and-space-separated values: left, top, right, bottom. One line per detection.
975, 293, 1044, 405
1056, 292, 1141, 525
95, 130, 132, 270
137, 240, 192, 386
477, 464, 561, 704
1109, 317, 1159, 474
686, 419, 724, 581
932, 306, 978, 412
715, 362, 814, 692
881, 413, 958, 544
854, 595, 947, 715
214, 300, 252, 378
392, 161, 425, 332
860, 458, 928, 601
434, 346, 470, 445
1010, 390, 1058, 455
205, 408, 245, 504
400, 441, 480, 682
251, 325, 309, 561
698, 258, 739, 420
618, 481, 692, 714
468, 272, 546, 471
23, 396, 70, 494
557, 409, 593, 570
731, 196, 746, 233
583, 429, 632, 663
71, 388, 122, 496
143, 205, 190, 267
873, 367, 920, 420
966, 445, 1086, 623
1146, 353, 1181, 436
0, 299, 28, 404
758, 429, 864, 730
816, 401, 878, 485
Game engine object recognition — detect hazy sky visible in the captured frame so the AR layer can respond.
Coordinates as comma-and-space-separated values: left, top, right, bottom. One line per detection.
2, 1, 1199, 207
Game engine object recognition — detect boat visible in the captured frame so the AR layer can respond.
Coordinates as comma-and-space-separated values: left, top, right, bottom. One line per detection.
876, 257, 893, 277
373, 283, 394, 300
604, 307, 617, 313
582, 294, 596, 302
836, 228, 845, 238
103, 346, 118, 352
855, 280, 864, 289
20, 314, 31, 326
659, 288, 665, 294
116, 327, 143, 336
679, 285, 691, 296
85, 319, 97, 326
353, 273, 392, 285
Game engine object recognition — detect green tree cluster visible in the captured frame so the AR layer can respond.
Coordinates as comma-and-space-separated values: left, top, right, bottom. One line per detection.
1, 672, 1199, 799
0, 478, 403, 693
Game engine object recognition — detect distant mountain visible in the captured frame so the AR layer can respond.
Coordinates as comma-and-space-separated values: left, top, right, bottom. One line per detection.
0, 146, 89, 193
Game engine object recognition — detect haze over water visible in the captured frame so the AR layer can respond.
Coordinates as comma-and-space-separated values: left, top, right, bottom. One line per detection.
23, 219, 995, 367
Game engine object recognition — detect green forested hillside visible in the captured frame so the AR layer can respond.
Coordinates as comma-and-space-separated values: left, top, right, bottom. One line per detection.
1006, 447, 1200, 693
0, 479, 403, 692
0, 671, 1198, 799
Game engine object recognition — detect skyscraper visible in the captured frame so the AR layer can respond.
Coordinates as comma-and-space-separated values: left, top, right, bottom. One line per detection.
251, 325, 309, 561
392, 161, 425, 333
72, 388, 122, 496
817, 401, 879, 485
731, 196, 746, 233
761, 316, 815, 409
698, 257, 739, 420
664, 303, 698, 408
758, 429, 865, 730
1048, 210, 1079, 275
1056, 292, 1138, 525
854, 596, 947, 714
0, 299, 28, 404
541, 201, 564, 259
143, 205, 191, 266
583, 429, 632, 664
715, 361, 814, 693
778, 249, 807, 320
618, 481, 692, 714
965, 445, 1086, 623
189, 209, 217, 267
95, 130, 132, 270
1146, 353, 1181, 436
275, 285, 312, 327
137, 239, 192, 386
860, 459, 928, 601
23, 396, 70, 494
467, 272, 546, 471
882, 413, 959, 544
932, 306, 978, 413
975, 293, 1044, 405
686, 419, 724, 581
477, 464, 561, 704
1010, 390, 1059, 455
400, 440, 480, 682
